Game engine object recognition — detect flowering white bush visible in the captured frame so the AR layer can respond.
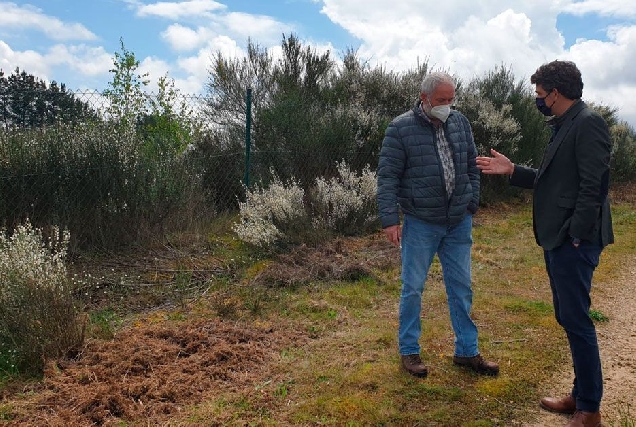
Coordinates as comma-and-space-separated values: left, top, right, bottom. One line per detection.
312, 161, 378, 233
0, 220, 70, 298
0, 220, 83, 374
234, 162, 379, 247
233, 174, 307, 247
457, 91, 521, 156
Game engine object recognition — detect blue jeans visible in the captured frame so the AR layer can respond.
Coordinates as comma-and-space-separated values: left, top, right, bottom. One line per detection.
544, 241, 603, 413
399, 214, 479, 357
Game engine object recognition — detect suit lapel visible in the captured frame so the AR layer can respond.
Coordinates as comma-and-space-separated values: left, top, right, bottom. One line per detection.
536, 101, 585, 182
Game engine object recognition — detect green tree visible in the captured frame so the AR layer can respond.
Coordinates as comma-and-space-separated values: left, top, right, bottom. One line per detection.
139, 74, 200, 159
327, 49, 428, 171
0, 67, 96, 128
458, 65, 549, 165
587, 101, 620, 129
205, 37, 275, 128
254, 34, 338, 185
332, 49, 427, 118
584, 102, 636, 181
103, 38, 150, 130
103, 39, 198, 159
204, 36, 636, 215
201, 38, 278, 210
204, 35, 429, 198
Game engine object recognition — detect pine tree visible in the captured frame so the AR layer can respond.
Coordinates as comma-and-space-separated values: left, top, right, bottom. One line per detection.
0, 67, 95, 128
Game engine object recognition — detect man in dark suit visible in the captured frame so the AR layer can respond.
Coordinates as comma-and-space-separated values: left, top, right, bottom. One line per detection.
476, 60, 612, 427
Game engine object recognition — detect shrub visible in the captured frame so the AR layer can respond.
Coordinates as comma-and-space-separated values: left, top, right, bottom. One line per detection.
0, 121, 208, 250
233, 173, 309, 247
311, 161, 378, 235
0, 220, 84, 376
610, 122, 636, 182
233, 162, 378, 248
194, 131, 245, 212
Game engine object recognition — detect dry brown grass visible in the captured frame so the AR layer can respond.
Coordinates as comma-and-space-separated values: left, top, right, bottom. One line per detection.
4, 319, 300, 426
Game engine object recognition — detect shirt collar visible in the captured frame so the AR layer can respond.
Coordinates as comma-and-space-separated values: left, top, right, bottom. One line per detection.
547, 99, 582, 127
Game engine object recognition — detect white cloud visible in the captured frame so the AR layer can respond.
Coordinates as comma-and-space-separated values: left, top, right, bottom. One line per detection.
317, 0, 636, 127
178, 54, 210, 90
144, 2, 293, 55
204, 34, 245, 59
46, 44, 112, 75
319, 1, 565, 77
171, 36, 242, 94
2, 0, 636, 128
161, 24, 212, 52
138, 56, 173, 92
0, 2, 96, 41
0, 41, 112, 88
136, 0, 226, 19
0, 40, 46, 76
566, 24, 636, 126
223, 12, 295, 46
562, 0, 636, 18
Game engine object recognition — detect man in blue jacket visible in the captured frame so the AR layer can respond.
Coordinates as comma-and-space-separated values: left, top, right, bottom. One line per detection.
377, 71, 499, 378
477, 60, 612, 427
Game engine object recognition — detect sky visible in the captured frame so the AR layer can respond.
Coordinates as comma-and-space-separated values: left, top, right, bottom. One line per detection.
1, 0, 636, 128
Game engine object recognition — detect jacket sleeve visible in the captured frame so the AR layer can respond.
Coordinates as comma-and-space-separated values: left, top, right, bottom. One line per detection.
509, 165, 537, 189
570, 112, 611, 239
377, 121, 405, 228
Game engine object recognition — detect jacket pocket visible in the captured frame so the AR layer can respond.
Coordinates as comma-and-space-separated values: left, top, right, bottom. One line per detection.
557, 196, 576, 208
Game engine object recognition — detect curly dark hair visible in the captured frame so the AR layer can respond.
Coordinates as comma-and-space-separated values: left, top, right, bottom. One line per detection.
530, 60, 583, 99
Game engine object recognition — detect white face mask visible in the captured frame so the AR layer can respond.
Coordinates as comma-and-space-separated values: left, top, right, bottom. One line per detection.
427, 102, 451, 123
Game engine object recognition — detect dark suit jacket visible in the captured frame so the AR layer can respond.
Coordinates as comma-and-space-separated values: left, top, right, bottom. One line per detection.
509, 100, 614, 251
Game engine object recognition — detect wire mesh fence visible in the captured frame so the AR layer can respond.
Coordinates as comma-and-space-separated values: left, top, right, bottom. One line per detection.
0, 89, 390, 250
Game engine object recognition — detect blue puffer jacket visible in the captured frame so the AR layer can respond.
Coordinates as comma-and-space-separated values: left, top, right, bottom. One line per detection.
377, 100, 480, 228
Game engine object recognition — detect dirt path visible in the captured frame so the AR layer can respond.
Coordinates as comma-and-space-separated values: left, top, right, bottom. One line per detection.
527, 255, 636, 426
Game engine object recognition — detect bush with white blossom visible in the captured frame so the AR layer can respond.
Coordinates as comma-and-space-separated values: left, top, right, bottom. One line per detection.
0, 220, 84, 375
233, 174, 308, 247
234, 162, 378, 247
312, 161, 378, 234
0, 221, 69, 295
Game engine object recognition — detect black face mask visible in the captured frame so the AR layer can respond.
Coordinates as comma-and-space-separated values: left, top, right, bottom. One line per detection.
535, 92, 554, 116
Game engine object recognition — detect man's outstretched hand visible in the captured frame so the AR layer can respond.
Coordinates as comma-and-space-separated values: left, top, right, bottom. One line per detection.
476, 149, 515, 175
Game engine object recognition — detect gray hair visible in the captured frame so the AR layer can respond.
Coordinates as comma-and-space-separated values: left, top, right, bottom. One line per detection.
420, 72, 456, 95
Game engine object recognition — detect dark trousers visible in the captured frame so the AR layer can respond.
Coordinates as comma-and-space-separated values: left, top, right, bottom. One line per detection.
544, 241, 603, 413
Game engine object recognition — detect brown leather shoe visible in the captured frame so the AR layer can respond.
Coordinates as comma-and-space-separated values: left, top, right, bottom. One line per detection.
540, 395, 577, 415
453, 354, 499, 376
401, 354, 428, 378
565, 410, 601, 427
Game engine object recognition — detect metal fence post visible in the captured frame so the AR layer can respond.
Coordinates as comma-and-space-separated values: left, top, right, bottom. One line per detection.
244, 88, 252, 188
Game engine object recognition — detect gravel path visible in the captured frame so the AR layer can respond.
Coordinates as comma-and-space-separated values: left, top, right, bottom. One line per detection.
526, 255, 636, 426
